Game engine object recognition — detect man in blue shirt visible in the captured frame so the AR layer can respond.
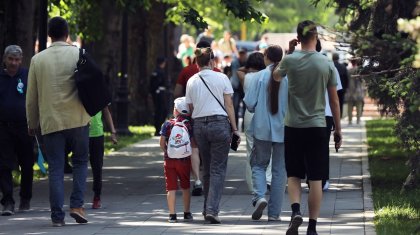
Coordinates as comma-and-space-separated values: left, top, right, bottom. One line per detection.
0, 45, 35, 216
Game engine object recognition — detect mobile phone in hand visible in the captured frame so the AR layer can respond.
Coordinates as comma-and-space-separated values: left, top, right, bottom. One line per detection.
230, 133, 240, 151
334, 132, 341, 152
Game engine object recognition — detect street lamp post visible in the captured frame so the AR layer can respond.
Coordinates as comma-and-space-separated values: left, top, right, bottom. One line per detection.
115, 9, 131, 135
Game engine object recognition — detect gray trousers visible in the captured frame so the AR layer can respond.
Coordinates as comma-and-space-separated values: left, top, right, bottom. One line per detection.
193, 115, 231, 216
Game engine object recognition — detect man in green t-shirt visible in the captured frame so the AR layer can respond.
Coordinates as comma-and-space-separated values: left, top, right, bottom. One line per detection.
274, 20, 342, 235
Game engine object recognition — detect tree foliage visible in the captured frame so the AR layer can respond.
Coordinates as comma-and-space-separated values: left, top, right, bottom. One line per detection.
315, 0, 419, 192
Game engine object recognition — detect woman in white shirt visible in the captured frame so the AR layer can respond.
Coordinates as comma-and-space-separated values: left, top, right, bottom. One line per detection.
185, 47, 240, 224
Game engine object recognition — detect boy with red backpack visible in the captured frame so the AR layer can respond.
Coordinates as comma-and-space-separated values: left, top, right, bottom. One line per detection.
159, 97, 193, 223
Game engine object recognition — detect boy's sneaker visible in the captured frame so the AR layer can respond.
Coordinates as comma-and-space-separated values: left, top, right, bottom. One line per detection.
192, 180, 202, 196
268, 216, 281, 222
183, 212, 193, 221
286, 212, 303, 235
92, 196, 101, 209
252, 198, 267, 220
168, 214, 177, 223
1, 203, 14, 216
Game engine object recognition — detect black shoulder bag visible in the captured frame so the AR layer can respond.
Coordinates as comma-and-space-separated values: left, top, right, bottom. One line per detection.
198, 74, 239, 151
74, 48, 112, 116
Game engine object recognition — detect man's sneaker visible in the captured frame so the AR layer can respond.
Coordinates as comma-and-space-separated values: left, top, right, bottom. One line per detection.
322, 180, 330, 191
52, 220, 65, 227
69, 208, 88, 224
18, 199, 30, 211
252, 198, 267, 220
286, 212, 303, 235
205, 214, 221, 224
307, 230, 318, 235
168, 214, 177, 223
192, 181, 203, 196
92, 196, 101, 209
183, 212, 193, 221
1, 203, 14, 216
268, 216, 281, 222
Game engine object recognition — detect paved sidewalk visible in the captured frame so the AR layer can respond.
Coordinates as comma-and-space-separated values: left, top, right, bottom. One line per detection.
0, 120, 375, 235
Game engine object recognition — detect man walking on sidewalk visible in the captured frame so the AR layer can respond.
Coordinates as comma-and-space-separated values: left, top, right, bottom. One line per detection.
275, 20, 342, 235
26, 16, 91, 227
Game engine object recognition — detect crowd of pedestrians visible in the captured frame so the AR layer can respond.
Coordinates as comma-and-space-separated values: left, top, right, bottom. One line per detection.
0, 15, 367, 235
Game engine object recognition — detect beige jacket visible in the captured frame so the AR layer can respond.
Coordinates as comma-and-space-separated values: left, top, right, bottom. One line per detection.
26, 41, 90, 135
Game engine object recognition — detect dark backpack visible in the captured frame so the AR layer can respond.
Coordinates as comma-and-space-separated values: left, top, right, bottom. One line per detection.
74, 48, 112, 116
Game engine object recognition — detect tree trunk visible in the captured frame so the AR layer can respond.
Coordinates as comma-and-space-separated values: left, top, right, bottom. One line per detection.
127, 2, 168, 125
0, 0, 35, 67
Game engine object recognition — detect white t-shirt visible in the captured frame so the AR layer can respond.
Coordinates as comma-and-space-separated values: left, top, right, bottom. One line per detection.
185, 69, 234, 119
325, 68, 343, 117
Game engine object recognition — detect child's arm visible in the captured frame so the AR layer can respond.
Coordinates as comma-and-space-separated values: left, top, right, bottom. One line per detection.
159, 136, 167, 152
102, 106, 118, 144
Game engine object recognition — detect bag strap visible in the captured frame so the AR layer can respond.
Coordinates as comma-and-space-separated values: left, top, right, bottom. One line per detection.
198, 74, 227, 114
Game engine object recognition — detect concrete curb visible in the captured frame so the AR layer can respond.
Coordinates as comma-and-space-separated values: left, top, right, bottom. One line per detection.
361, 121, 376, 235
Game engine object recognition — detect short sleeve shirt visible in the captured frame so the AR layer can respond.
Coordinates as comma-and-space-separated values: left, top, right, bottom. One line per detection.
185, 69, 234, 119
277, 50, 337, 128
159, 115, 192, 159
89, 111, 104, 137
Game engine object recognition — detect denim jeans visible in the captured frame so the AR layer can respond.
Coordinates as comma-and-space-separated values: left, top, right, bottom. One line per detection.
250, 138, 287, 218
193, 115, 231, 216
43, 125, 89, 222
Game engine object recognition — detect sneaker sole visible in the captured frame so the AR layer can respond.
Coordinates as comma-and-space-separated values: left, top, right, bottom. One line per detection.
70, 212, 88, 224
252, 200, 267, 220
52, 221, 65, 227
286, 215, 303, 235
1, 211, 14, 216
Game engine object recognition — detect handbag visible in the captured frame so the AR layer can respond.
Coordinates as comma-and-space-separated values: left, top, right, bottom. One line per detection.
74, 48, 112, 116
198, 74, 239, 151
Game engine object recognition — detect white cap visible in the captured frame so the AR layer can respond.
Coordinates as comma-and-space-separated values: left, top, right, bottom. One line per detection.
174, 97, 190, 114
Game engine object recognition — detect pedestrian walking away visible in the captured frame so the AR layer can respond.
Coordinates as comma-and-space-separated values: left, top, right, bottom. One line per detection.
26, 16, 91, 227
274, 20, 342, 235
185, 47, 240, 224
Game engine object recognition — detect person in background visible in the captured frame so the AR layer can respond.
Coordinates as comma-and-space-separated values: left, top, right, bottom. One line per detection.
0, 45, 35, 215
159, 97, 194, 223
150, 57, 169, 136
332, 53, 348, 118
244, 45, 288, 222
230, 48, 248, 126
275, 20, 342, 235
89, 107, 117, 209
177, 34, 195, 67
237, 52, 266, 192
346, 58, 365, 124
196, 27, 214, 45
218, 31, 239, 58
185, 47, 239, 224
26, 16, 91, 227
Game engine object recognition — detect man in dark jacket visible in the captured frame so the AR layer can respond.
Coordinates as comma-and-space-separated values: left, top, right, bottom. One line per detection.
332, 53, 348, 118
150, 57, 168, 136
0, 45, 35, 216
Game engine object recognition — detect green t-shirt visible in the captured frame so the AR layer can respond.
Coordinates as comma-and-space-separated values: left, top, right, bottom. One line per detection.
277, 51, 337, 128
89, 111, 104, 137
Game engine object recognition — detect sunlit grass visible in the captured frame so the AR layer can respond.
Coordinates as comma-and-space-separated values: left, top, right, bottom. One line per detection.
366, 119, 420, 235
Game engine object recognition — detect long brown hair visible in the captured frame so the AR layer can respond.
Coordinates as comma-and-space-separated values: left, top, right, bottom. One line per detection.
265, 45, 283, 114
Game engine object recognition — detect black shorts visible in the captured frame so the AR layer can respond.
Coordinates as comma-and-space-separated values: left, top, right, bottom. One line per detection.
285, 126, 328, 180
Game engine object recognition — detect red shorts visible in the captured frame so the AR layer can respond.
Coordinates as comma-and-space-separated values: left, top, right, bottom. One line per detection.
164, 157, 191, 191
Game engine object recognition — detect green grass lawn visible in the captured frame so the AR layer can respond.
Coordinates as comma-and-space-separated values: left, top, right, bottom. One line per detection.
366, 119, 420, 235
15, 125, 155, 184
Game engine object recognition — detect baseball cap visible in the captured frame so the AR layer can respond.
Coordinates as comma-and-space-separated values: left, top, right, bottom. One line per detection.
174, 97, 190, 114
